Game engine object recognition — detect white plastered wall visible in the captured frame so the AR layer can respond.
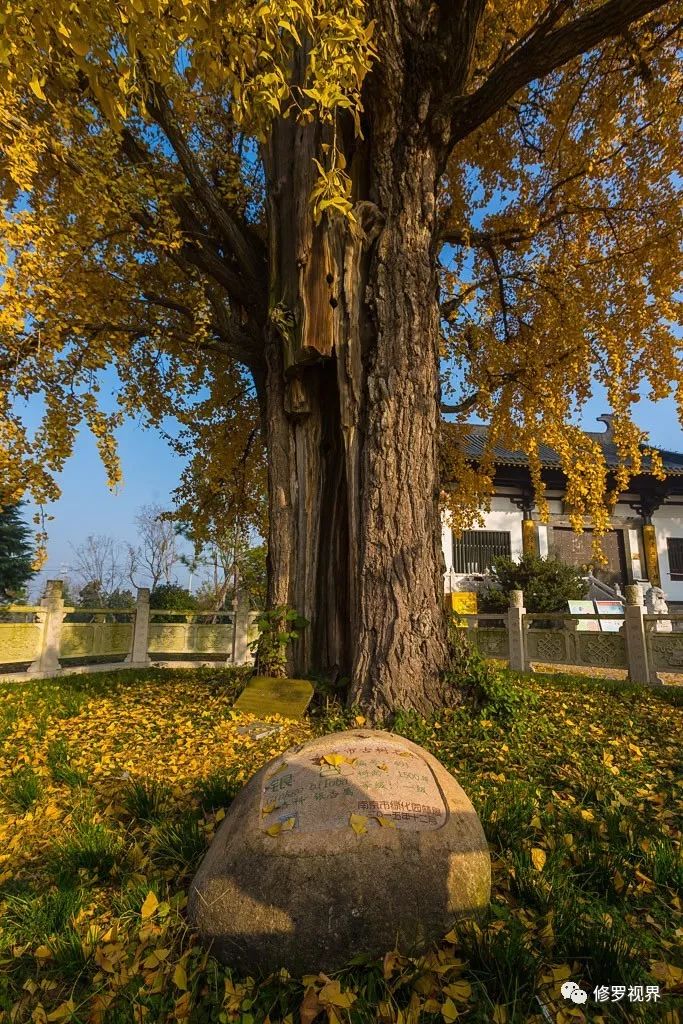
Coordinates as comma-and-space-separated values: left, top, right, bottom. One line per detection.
651, 511, 683, 601
441, 498, 523, 588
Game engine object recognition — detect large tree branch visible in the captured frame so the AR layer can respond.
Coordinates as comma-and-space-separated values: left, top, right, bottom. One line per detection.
440, 343, 582, 414
439, 225, 537, 249
138, 292, 260, 367
446, 0, 671, 143
141, 76, 267, 297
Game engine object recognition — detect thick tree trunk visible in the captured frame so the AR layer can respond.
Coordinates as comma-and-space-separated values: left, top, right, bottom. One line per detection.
262, 52, 450, 717
349, 141, 449, 718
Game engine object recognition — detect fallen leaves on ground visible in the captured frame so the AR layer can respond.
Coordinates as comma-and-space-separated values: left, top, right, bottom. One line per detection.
0, 666, 681, 1023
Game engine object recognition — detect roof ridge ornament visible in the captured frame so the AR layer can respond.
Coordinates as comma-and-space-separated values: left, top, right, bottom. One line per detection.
596, 413, 615, 437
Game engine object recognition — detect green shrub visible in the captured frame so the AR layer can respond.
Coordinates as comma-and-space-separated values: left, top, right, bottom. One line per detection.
151, 814, 206, 871
149, 583, 197, 624
2, 888, 83, 943
479, 554, 589, 613
149, 583, 198, 610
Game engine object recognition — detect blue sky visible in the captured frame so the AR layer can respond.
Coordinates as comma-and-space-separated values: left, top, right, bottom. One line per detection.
25, 414, 194, 597
22, 372, 683, 599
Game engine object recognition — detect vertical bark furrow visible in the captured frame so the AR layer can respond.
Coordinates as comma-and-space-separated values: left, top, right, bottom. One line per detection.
263, 28, 450, 713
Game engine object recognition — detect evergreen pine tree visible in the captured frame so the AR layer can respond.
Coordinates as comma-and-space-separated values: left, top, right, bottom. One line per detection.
0, 503, 36, 603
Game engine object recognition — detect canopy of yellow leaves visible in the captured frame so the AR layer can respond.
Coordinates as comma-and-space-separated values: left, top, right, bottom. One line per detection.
0, 0, 681, 564
440, 6, 681, 550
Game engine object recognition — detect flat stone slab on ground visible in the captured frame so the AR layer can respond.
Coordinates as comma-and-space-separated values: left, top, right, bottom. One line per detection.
232, 676, 314, 721
235, 720, 284, 740
188, 729, 490, 975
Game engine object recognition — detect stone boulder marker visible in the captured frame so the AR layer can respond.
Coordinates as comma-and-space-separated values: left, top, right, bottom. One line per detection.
188, 729, 490, 975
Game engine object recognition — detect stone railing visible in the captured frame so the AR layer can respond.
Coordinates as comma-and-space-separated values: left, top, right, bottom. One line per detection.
456, 586, 675, 685
0, 581, 258, 681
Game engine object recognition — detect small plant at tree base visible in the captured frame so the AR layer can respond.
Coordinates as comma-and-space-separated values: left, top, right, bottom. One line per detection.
250, 606, 308, 677
151, 814, 206, 872
445, 623, 537, 720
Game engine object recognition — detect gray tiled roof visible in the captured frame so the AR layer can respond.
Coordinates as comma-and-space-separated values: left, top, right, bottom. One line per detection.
454, 424, 683, 476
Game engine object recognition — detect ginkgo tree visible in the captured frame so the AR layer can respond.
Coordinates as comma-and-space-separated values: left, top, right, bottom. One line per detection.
0, 0, 681, 718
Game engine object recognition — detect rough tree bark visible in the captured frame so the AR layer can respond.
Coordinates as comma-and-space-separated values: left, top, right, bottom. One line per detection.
256, 0, 672, 717
262, 20, 451, 719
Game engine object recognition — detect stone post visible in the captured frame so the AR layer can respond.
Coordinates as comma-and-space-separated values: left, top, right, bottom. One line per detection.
29, 580, 65, 676
247, 612, 259, 665
126, 588, 151, 666
507, 589, 526, 672
231, 590, 250, 666
624, 584, 653, 685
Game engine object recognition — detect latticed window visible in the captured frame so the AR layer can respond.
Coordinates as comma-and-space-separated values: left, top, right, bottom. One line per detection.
452, 530, 511, 574
666, 537, 683, 579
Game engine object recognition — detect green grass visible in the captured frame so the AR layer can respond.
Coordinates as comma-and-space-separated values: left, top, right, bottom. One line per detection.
46, 738, 88, 788
1, 887, 84, 946
193, 767, 242, 812
2, 765, 43, 810
121, 777, 172, 822
0, 664, 680, 1024
49, 816, 127, 884
150, 812, 207, 871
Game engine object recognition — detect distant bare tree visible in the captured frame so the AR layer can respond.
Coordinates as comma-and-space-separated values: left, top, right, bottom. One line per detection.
127, 504, 178, 591
69, 535, 124, 600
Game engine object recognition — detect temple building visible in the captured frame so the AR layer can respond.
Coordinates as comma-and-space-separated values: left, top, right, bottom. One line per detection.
441, 414, 683, 607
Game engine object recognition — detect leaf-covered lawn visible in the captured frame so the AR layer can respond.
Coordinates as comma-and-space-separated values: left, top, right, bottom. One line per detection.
0, 667, 681, 1024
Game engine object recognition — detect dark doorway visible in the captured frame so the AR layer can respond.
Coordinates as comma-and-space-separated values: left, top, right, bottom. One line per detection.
550, 527, 628, 589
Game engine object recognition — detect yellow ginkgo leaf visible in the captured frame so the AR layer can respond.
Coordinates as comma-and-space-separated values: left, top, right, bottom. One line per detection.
350, 813, 368, 835
321, 753, 356, 768
354, 715, 366, 726
173, 963, 188, 990
46, 1001, 75, 1023
318, 979, 356, 1008
34, 945, 52, 959
376, 816, 396, 828
140, 891, 158, 920
267, 817, 296, 837
29, 76, 46, 101
551, 964, 572, 981
531, 847, 546, 871
444, 980, 472, 1002
650, 961, 683, 985
262, 802, 281, 815
441, 996, 459, 1022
